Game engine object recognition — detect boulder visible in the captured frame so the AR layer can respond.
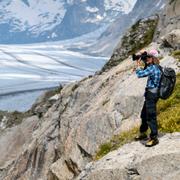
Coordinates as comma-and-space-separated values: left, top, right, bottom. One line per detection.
155, 0, 180, 41
161, 29, 180, 49
77, 133, 180, 180
0, 116, 39, 179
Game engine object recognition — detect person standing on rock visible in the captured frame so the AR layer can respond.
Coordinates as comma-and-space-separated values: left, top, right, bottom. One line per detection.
134, 49, 162, 147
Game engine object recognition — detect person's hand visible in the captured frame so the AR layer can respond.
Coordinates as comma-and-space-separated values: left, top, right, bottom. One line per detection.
132, 59, 141, 72
136, 59, 141, 67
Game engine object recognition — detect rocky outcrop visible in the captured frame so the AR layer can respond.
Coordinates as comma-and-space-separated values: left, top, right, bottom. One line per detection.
155, 0, 180, 50
0, 110, 31, 130
101, 15, 159, 72
77, 133, 180, 180
0, 115, 39, 179
156, 0, 180, 40
161, 29, 180, 49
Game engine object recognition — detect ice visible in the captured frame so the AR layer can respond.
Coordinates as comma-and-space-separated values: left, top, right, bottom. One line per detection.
0, 42, 108, 112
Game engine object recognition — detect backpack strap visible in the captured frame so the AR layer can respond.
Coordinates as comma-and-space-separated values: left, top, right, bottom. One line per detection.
156, 65, 163, 92
157, 64, 163, 73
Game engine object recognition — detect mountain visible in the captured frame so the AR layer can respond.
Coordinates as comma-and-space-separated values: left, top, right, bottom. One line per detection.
84, 0, 166, 56
0, 0, 137, 44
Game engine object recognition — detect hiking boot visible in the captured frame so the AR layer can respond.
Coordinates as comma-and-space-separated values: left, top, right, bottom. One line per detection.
134, 132, 148, 141
145, 138, 159, 147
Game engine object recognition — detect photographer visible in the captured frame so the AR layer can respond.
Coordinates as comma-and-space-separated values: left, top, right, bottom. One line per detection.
134, 50, 162, 147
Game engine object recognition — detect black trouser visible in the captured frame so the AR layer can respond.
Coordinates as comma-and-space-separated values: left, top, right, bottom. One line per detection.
140, 89, 159, 139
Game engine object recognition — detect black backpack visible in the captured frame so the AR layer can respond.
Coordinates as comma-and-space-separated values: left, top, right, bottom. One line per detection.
158, 65, 176, 99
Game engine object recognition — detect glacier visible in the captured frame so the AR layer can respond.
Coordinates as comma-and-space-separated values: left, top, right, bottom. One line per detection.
0, 41, 107, 112
0, 0, 138, 111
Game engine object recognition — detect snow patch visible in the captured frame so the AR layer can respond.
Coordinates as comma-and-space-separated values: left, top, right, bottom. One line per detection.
51, 32, 58, 38
0, 116, 8, 130
104, 0, 137, 14
86, 6, 99, 13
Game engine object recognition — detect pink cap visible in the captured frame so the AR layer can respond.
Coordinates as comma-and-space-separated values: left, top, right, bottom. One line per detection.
148, 49, 159, 58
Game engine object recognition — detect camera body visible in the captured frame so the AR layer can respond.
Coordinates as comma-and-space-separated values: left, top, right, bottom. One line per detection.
132, 51, 148, 63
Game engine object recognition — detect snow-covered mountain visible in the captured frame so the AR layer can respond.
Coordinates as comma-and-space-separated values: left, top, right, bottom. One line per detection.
83, 0, 166, 56
0, 0, 137, 44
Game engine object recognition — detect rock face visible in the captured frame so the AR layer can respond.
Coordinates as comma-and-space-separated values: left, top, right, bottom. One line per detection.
0, 56, 147, 180
0, 115, 39, 179
161, 29, 180, 49
76, 133, 180, 180
155, 0, 180, 50
156, 0, 180, 40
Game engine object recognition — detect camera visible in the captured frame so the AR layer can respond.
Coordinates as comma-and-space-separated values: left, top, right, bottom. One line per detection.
132, 51, 148, 63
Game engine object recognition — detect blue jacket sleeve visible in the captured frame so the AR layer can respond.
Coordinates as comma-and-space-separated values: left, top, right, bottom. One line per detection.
136, 66, 154, 78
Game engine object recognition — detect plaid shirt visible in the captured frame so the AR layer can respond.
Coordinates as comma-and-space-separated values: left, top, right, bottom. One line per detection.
136, 64, 161, 89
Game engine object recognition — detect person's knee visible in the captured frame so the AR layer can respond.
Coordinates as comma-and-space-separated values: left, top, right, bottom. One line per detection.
146, 112, 157, 122
140, 111, 146, 119
146, 102, 156, 113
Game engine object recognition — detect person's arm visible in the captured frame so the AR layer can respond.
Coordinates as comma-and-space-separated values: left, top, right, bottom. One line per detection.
133, 59, 142, 72
136, 65, 154, 78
